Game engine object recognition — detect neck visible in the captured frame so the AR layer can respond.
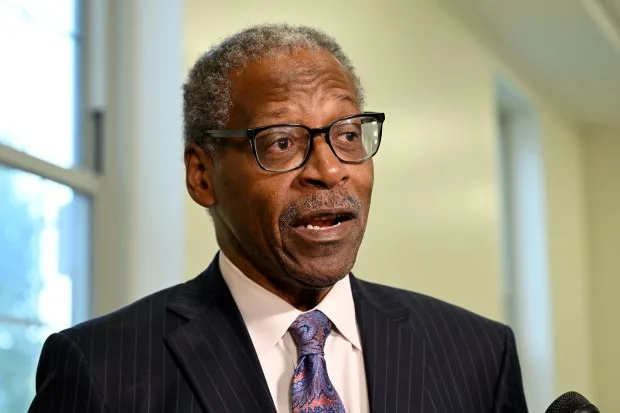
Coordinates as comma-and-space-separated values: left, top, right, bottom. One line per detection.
214, 218, 339, 310
218, 250, 332, 311
279, 288, 331, 312
231, 254, 333, 310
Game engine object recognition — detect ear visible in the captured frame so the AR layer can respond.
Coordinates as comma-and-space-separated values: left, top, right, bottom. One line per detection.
184, 142, 217, 208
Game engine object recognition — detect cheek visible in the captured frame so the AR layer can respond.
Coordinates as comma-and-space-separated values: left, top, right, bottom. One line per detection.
252, 180, 290, 224
224, 174, 290, 238
353, 167, 374, 223
353, 164, 374, 198
215, 166, 260, 227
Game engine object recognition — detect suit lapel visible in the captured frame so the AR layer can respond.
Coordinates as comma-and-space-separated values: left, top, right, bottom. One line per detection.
165, 258, 276, 413
351, 276, 429, 413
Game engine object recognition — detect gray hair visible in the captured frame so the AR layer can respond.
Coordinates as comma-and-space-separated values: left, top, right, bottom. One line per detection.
183, 23, 365, 156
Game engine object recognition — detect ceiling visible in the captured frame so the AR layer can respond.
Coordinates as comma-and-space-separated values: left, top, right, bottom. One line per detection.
439, 0, 620, 129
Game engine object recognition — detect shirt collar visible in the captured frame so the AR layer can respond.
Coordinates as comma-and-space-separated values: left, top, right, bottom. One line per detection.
218, 252, 362, 355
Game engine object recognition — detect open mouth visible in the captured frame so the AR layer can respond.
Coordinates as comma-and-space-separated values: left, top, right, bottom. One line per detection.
294, 211, 356, 231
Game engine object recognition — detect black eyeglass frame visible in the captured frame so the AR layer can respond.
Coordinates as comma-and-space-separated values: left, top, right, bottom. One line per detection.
204, 112, 385, 172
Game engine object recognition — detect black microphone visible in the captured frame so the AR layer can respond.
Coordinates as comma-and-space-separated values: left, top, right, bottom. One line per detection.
545, 391, 600, 413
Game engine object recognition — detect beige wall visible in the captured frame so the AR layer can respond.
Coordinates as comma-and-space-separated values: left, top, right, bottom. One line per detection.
584, 128, 620, 411
183, 0, 596, 408
184, 0, 504, 319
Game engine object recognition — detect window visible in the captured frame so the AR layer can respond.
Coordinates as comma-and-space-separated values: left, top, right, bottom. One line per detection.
0, 1, 96, 411
495, 75, 555, 412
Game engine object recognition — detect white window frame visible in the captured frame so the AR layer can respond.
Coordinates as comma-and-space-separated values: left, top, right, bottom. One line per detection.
495, 74, 556, 412
1, 0, 186, 322
0, 0, 105, 326
92, 0, 185, 315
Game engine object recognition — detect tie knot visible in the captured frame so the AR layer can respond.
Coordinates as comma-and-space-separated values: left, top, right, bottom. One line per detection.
289, 310, 332, 357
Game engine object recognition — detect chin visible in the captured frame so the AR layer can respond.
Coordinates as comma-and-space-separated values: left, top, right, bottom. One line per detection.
285, 252, 356, 289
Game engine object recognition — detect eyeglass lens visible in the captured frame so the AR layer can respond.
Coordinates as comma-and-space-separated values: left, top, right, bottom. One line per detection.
254, 115, 380, 172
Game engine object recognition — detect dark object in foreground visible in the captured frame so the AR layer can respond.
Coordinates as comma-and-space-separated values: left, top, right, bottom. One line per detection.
545, 391, 600, 413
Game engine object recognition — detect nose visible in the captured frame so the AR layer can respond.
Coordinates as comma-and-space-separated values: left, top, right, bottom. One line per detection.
296, 135, 349, 189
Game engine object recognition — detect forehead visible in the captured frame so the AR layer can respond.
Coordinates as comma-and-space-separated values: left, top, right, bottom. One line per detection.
226, 48, 359, 127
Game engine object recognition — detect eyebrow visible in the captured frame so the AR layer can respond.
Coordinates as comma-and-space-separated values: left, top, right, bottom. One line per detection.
252, 94, 359, 124
330, 93, 358, 106
254, 107, 291, 123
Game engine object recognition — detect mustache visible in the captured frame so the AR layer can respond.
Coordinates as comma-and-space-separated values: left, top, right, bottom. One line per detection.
279, 191, 362, 226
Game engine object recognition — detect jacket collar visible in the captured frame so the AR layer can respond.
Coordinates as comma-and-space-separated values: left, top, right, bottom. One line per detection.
165, 256, 428, 412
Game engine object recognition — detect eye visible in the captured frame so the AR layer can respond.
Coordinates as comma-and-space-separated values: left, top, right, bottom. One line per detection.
272, 137, 292, 151
264, 135, 295, 151
342, 131, 359, 142
333, 129, 361, 144
258, 133, 297, 153
255, 126, 308, 159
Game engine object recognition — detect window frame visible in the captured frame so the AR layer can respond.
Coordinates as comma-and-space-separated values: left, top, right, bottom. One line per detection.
0, 0, 105, 327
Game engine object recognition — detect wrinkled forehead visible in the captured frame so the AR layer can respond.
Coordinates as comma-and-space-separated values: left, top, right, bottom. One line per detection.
227, 45, 359, 101
225, 48, 360, 126
228, 47, 359, 102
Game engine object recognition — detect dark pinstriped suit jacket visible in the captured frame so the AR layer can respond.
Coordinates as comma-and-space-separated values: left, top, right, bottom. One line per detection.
29, 257, 528, 412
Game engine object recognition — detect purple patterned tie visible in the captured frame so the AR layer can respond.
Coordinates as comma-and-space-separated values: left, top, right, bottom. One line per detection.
289, 310, 346, 413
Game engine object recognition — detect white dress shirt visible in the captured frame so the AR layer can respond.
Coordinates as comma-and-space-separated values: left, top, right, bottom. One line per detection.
219, 252, 369, 413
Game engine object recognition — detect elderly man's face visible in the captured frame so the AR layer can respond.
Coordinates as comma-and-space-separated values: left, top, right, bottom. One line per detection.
188, 48, 373, 293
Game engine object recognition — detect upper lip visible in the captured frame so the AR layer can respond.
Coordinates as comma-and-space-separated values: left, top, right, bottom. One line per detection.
293, 207, 358, 227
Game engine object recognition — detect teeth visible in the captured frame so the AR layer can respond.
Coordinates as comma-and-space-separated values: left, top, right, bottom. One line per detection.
305, 222, 342, 230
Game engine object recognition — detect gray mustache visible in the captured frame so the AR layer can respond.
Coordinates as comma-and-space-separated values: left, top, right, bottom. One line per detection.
280, 191, 362, 226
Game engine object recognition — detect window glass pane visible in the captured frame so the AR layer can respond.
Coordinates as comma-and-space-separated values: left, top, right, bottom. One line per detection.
0, 323, 52, 413
0, 163, 90, 410
0, 0, 80, 168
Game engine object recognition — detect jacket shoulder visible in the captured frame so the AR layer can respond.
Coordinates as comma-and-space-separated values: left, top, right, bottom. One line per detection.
59, 281, 186, 354
353, 277, 510, 344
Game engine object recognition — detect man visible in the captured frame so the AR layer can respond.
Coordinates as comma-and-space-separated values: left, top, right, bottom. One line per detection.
30, 24, 527, 413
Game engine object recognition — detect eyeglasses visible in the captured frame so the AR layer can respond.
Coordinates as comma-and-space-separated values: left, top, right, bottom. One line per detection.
205, 112, 385, 172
